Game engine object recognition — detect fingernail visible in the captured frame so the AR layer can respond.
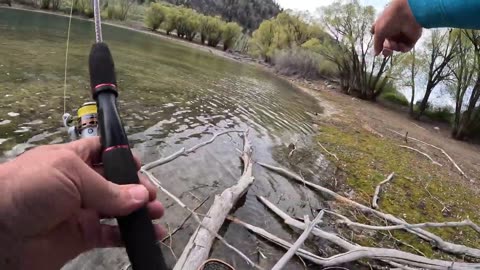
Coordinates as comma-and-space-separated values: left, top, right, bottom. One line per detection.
129, 185, 148, 203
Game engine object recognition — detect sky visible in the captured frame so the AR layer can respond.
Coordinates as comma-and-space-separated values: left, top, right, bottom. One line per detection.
276, 0, 389, 14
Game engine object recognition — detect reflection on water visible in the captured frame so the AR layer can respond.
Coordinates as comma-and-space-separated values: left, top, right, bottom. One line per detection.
0, 8, 337, 269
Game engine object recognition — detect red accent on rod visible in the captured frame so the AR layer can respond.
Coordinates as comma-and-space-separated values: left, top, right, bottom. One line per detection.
104, 144, 129, 153
95, 83, 117, 90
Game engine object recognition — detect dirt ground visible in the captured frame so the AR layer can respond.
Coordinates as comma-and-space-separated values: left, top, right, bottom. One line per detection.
299, 79, 480, 185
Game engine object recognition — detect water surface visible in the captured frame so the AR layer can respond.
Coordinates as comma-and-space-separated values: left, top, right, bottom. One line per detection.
0, 8, 335, 269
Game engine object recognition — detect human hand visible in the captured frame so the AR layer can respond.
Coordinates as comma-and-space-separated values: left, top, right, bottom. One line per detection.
371, 0, 423, 56
0, 137, 165, 270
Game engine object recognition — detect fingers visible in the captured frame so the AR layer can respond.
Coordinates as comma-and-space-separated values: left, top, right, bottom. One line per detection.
100, 200, 164, 220
73, 161, 150, 217
373, 23, 387, 56
66, 137, 102, 165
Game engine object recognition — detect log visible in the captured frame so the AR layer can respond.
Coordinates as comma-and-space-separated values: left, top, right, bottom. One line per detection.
372, 172, 395, 209
272, 211, 324, 270
174, 131, 255, 270
258, 196, 480, 270
258, 163, 480, 258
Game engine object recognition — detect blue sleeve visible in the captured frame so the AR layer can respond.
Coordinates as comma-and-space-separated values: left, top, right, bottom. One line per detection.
408, 0, 480, 29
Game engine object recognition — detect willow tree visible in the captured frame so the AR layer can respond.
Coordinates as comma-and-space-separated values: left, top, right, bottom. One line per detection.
319, 0, 392, 100
449, 30, 480, 140
415, 29, 457, 119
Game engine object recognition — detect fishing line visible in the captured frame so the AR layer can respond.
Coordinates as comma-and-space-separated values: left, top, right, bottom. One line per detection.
62, 0, 74, 115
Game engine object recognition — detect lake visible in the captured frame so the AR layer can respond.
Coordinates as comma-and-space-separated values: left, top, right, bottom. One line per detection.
0, 8, 334, 269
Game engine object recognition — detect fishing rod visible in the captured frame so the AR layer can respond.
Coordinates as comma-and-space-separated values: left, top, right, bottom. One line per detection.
88, 0, 168, 269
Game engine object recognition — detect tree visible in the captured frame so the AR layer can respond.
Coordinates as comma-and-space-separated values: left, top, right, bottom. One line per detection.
319, 0, 393, 100
415, 29, 457, 119
164, 7, 179, 35
145, 3, 169, 31
450, 30, 480, 140
249, 19, 276, 61
222, 22, 242, 51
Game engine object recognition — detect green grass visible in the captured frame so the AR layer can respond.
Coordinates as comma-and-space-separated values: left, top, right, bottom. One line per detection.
316, 123, 480, 260
381, 92, 410, 107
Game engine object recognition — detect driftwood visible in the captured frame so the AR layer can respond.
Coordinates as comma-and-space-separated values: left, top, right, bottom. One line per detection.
141, 130, 244, 171
174, 131, 255, 270
399, 145, 442, 166
142, 132, 259, 269
388, 129, 468, 179
258, 196, 480, 270
324, 210, 480, 234
258, 163, 480, 258
372, 172, 395, 209
317, 142, 339, 161
271, 211, 325, 270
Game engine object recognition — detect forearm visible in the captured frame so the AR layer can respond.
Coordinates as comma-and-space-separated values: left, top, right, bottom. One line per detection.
408, 0, 480, 29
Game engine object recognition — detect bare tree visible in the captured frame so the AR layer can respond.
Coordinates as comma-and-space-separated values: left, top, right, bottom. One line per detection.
415, 29, 457, 119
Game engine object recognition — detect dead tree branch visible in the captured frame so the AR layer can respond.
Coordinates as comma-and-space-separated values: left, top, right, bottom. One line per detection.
399, 145, 442, 166
142, 137, 259, 269
258, 163, 480, 258
174, 131, 257, 270
324, 210, 480, 234
272, 211, 325, 270
388, 129, 468, 179
372, 172, 395, 209
258, 196, 480, 269
142, 130, 244, 171
318, 142, 339, 161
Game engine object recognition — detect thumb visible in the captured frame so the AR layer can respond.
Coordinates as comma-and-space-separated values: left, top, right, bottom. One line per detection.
74, 162, 150, 216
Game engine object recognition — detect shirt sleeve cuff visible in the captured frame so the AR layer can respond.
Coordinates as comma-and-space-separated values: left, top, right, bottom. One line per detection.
407, 0, 448, 29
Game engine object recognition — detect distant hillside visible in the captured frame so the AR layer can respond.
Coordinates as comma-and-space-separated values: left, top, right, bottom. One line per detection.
163, 0, 282, 31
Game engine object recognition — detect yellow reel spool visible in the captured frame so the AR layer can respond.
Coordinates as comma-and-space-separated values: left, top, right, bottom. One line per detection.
77, 102, 98, 137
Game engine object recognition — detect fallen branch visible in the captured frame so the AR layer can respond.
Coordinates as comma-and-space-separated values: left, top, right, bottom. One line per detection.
174, 131, 257, 270
161, 195, 210, 243
324, 210, 480, 234
258, 196, 480, 269
143, 165, 258, 269
399, 145, 442, 166
142, 130, 244, 171
272, 211, 325, 270
388, 129, 468, 179
258, 163, 480, 258
372, 172, 395, 209
318, 142, 339, 161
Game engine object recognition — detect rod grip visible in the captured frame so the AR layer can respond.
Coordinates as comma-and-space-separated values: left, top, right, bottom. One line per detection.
103, 147, 168, 270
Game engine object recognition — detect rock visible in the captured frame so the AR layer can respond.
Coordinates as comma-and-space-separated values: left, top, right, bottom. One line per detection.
7, 112, 19, 117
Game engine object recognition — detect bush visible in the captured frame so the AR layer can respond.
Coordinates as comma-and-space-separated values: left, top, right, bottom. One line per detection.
273, 48, 322, 79
175, 7, 199, 41
424, 106, 454, 123
107, 5, 122, 20
145, 3, 168, 31
163, 7, 179, 35
51, 0, 60, 10
40, 0, 50, 9
222, 22, 242, 51
382, 92, 409, 107
205, 16, 224, 47
0, 0, 11, 5
73, 0, 93, 17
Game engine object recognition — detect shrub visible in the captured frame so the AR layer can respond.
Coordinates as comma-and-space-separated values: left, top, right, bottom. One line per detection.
51, 0, 60, 10
424, 106, 454, 123
107, 5, 122, 20
222, 22, 242, 51
382, 92, 409, 107
145, 3, 168, 31
163, 7, 179, 35
40, 0, 50, 9
205, 16, 224, 47
273, 48, 322, 79
175, 7, 199, 41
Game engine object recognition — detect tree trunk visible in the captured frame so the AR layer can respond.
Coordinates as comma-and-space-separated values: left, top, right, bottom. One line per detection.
415, 83, 433, 119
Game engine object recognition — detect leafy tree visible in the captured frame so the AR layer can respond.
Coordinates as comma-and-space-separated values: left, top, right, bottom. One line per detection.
175, 7, 200, 40
145, 3, 169, 31
164, 7, 179, 35
202, 16, 224, 47
415, 29, 457, 119
249, 19, 275, 61
449, 30, 480, 140
319, 0, 392, 100
222, 22, 242, 51
163, 0, 281, 31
